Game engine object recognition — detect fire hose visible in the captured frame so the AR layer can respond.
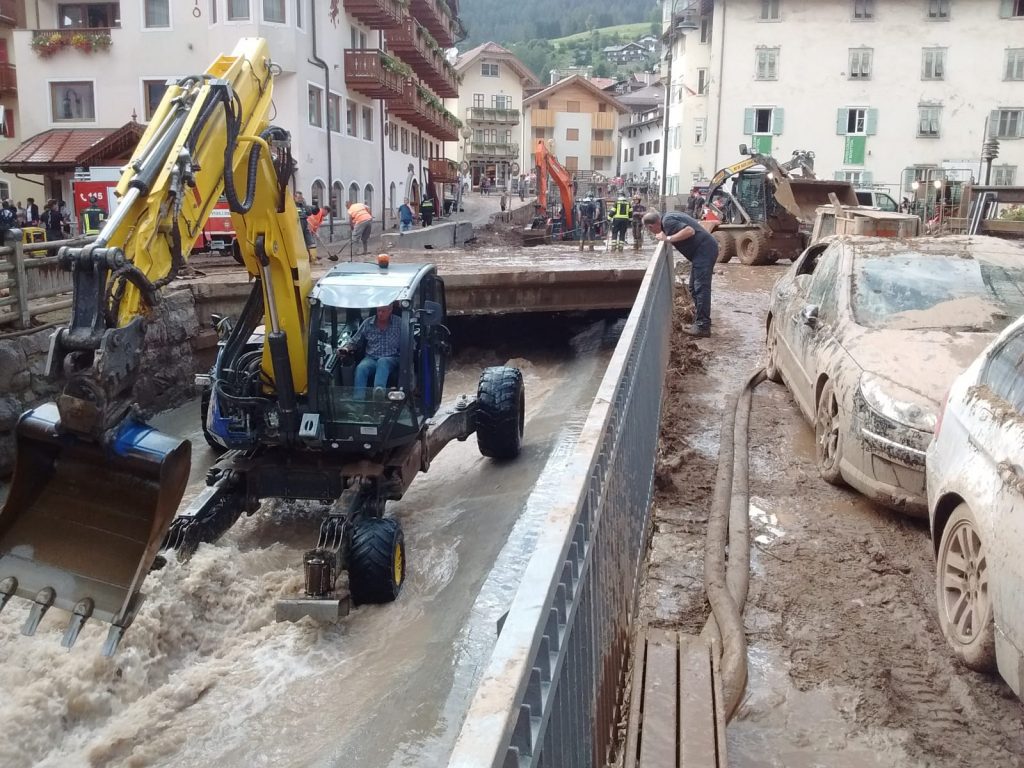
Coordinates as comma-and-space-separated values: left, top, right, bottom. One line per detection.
700, 367, 767, 721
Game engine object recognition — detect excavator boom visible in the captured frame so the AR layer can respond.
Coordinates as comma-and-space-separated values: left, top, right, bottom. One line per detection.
0, 38, 311, 654
534, 140, 575, 231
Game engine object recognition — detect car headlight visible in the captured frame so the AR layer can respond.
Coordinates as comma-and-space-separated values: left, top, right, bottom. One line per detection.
858, 373, 937, 432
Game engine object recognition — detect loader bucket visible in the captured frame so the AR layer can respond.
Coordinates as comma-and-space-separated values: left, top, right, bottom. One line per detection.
0, 402, 190, 654
775, 179, 859, 223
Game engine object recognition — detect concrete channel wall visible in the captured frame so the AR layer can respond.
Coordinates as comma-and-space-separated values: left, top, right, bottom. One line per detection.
0, 289, 199, 477
449, 243, 673, 767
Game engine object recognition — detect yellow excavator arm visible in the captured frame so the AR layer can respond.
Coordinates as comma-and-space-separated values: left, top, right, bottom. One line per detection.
0, 37, 311, 654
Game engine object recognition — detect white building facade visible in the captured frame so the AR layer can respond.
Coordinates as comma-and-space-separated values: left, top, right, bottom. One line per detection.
662, 0, 1024, 206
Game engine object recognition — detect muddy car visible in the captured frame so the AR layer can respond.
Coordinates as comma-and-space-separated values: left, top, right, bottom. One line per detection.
765, 235, 1024, 514
928, 315, 1024, 697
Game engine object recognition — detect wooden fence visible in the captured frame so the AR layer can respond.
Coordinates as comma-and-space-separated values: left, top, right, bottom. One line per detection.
0, 236, 91, 329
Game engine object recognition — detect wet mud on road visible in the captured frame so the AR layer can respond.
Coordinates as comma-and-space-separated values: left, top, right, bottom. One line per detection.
0, 321, 619, 768
638, 261, 1024, 767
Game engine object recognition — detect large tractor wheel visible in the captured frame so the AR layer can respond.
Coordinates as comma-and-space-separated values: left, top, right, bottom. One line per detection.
712, 230, 736, 263
737, 229, 773, 266
348, 517, 406, 605
476, 366, 525, 459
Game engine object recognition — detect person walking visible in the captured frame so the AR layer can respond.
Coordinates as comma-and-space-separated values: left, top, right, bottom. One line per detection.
26, 197, 39, 226
643, 209, 718, 337
630, 195, 647, 250
41, 200, 63, 242
609, 194, 632, 252
419, 195, 435, 227
398, 198, 415, 232
347, 198, 373, 255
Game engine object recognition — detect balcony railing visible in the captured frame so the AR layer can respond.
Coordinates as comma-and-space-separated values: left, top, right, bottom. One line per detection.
390, 82, 460, 141
466, 141, 519, 158
344, 50, 406, 100
386, 18, 459, 98
409, 0, 459, 48
0, 63, 15, 94
30, 29, 113, 57
343, 0, 406, 31
0, 0, 16, 26
466, 107, 519, 125
530, 108, 555, 128
428, 158, 459, 183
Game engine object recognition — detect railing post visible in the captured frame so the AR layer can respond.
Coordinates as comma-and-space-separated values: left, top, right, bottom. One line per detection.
11, 238, 30, 329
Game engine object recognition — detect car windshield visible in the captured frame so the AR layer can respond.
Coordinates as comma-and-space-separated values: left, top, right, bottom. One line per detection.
852, 251, 1024, 331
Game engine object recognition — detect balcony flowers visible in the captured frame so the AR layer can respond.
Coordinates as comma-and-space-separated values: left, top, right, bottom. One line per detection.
31, 30, 112, 58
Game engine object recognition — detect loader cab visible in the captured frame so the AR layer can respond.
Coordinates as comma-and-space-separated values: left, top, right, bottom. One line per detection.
307, 261, 450, 454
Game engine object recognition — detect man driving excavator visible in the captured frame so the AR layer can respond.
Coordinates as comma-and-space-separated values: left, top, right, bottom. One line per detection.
339, 299, 401, 395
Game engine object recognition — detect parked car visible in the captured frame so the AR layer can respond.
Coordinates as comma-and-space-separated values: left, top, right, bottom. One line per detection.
855, 189, 900, 212
765, 235, 1024, 514
927, 315, 1024, 695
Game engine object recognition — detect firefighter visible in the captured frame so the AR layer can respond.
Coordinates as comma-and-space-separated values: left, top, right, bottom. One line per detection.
578, 196, 596, 252
419, 196, 435, 227
631, 195, 647, 251
608, 194, 632, 252
81, 194, 106, 236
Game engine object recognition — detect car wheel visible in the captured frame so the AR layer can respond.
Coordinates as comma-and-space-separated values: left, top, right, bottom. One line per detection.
814, 380, 844, 486
935, 503, 996, 672
765, 319, 782, 384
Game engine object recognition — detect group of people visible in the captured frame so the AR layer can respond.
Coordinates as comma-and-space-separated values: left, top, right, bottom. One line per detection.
397, 197, 435, 233
0, 197, 77, 242
574, 194, 649, 252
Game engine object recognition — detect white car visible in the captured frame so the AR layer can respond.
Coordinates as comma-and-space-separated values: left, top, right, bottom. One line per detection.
927, 315, 1024, 697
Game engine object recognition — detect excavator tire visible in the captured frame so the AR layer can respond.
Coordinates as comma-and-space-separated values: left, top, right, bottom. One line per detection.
712, 230, 736, 263
737, 229, 773, 266
199, 387, 226, 453
476, 366, 525, 460
348, 517, 405, 605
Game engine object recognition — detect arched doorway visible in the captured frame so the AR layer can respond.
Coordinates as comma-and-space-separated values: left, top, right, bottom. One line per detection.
348, 182, 360, 206
410, 179, 420, 206
311, 179, 326, 209
363, 183, 374, 211
331, 181, 343, 217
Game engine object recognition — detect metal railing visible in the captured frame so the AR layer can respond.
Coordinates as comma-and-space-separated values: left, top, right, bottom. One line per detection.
466, 141, 519, 158
0, 236, 89, 328
467, 107, 520, 124
449, 243, 673, 768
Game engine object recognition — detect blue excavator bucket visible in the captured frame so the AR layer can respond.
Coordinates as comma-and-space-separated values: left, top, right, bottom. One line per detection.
0, 403, 190, 655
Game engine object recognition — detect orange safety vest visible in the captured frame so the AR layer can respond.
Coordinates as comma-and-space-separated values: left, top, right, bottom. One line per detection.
348, 203, 372, 225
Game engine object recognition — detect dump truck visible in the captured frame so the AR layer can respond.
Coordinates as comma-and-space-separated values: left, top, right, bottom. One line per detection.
703, 146, 859, 265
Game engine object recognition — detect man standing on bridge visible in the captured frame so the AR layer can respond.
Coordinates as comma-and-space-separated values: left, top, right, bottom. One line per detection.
643, 209, 718, 338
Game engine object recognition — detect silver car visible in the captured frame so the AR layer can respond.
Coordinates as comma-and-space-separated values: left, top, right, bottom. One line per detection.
765, 235, 1024, 514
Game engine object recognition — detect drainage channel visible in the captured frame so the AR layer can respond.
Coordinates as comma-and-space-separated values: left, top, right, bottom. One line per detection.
0, 310, 625, 768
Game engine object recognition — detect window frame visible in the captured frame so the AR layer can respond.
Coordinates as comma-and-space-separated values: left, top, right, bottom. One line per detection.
361, 105, 374, 141
853, 0, 874, 19
996, 108, 1024, 139
327, 92, 341, 133
849, 47, 873, 79
926, 0, 951, 19
921, 47, 946, 80
1006, 49, 1024, 80
262, 0, 286, 24
143, 0, 171, 29
694, 117, 706, 145
481, 63, 499, 77
346, 99, 358, 137
49, 80, 97, 124
226, 0, 250, 21
755, 47, 780, 81
992, 165, 1017, 185
141, 77, 171, 121
917, 104, 942, 138
759, 0, 780, 21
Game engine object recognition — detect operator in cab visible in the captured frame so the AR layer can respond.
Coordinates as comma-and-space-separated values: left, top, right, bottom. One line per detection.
340, 299, 401, 395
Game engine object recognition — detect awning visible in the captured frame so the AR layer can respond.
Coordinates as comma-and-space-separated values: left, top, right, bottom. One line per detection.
0, 121, 145, 174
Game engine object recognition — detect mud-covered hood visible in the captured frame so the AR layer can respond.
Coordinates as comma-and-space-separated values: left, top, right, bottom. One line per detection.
841, 327, 994, 404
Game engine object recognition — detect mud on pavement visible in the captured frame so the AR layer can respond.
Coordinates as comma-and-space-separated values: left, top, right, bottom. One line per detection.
633, 261, 1024, 767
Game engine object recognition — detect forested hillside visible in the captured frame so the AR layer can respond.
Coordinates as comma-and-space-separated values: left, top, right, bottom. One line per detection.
458, 0, 655, 49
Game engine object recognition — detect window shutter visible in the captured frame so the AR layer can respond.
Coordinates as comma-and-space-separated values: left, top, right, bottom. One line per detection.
989, 110, 1001, 137
862, 171, 873, 186
866, 108, 879, 135
743, 108, 755, 135
837, 108, 848, 135
1000, 0, 1014, 18
772, 108, 784, 135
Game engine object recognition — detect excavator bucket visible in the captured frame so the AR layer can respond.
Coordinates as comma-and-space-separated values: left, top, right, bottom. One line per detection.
0, 403, 190, 654
775, 179, 859, 223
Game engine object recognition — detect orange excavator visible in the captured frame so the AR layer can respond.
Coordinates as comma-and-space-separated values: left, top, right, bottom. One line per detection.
523, 139, 575, 245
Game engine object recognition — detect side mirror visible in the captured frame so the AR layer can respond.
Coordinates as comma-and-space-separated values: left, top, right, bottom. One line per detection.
739, 143, 749, 156
419, 300, 444, 327
800, 304, 820, 329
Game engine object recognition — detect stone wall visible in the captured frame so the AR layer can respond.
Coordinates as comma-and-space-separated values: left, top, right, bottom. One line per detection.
0, 287, 199, 477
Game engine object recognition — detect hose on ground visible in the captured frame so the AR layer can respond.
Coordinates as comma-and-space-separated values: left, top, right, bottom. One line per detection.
700, 367, 766, 722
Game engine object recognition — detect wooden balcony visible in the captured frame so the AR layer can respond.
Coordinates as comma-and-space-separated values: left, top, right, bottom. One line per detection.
466, 107, 519, 125
0, 0, 16, 26
386, 18, 459, 98
593, 112, 616, 130
530, 108, 555, 128
390, 82, 459, 141
428, 158, 459, 183
466, 141, 519, 159
0, 63, 15, 94
344, 50, 406, 100
409, 0, 459, 48
343, 0, 406, 30
591, 139, 616, 157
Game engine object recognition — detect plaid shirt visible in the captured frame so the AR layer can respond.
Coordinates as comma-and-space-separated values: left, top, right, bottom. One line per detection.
352, 315, 401, 358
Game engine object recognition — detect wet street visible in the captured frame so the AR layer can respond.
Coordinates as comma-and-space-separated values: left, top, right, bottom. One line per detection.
640, 261, 1024, 766
0, 339, 612, 768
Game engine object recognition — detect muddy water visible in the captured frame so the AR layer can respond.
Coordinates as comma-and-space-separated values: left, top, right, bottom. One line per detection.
0, 340, 613, 768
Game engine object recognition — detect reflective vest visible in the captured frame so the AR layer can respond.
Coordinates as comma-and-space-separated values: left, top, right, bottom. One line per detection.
347, 202, 372, 225
611, 200, 632, 220
82, 206, 105, 235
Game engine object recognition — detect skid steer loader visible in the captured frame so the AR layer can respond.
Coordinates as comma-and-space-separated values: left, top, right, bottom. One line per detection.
0, 38, 525, 655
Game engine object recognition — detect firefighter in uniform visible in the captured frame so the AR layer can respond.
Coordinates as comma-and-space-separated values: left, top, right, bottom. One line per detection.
631, 195, 647, 251
608, 194, 632, 252
81, 195, 106, 236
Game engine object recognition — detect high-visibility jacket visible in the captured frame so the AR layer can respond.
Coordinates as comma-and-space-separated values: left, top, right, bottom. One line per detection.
347, 202, 372, 225
81, 206, 106, 235
610, 200, 632, 220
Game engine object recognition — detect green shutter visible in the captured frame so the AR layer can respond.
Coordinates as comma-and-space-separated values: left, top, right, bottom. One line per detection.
772, 108, 784, 135
866, 108, 879, 135
1000, 0, 1014, 18
989, 110, 1001, 137
836, 108, 848, 135
752, 134, 773, 154
844, 135, 866, 165
743, 108, 755, 135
